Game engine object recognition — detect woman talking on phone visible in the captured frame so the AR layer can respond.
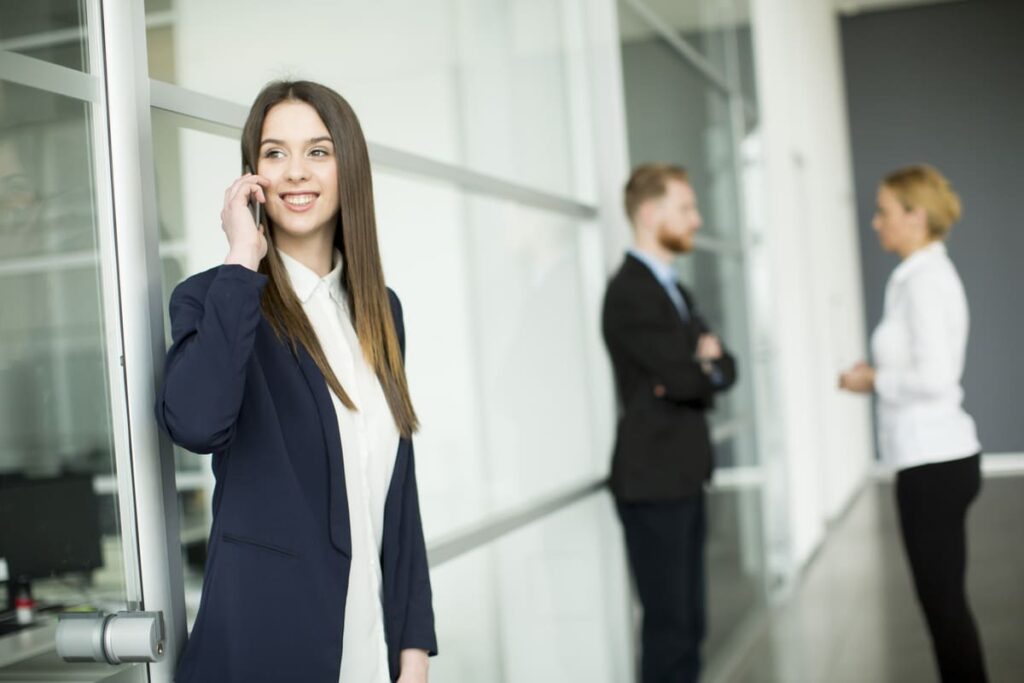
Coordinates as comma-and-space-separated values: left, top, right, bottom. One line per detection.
840, 164, 987, 682
156, 80, 436, 683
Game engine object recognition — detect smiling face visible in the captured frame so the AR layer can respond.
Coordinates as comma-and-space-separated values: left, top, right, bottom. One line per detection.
257, 100, 340, 244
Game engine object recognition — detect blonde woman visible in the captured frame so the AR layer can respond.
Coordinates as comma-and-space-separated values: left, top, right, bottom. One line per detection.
840, 165, 987, 682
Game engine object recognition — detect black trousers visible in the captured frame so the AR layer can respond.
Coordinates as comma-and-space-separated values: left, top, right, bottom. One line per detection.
617, 493, 706, 683
896, 453, 988, 683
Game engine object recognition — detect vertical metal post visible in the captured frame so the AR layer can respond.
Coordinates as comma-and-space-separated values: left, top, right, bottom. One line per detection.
84, 0, 145, 616
96, 1, 186, 680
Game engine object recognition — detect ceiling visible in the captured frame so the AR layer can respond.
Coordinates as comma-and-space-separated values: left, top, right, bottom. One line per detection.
618, 0, 966, 40
835, 0, 963, 15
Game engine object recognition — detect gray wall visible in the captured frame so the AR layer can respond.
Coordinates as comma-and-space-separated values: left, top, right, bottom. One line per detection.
841, 0, 1024, 452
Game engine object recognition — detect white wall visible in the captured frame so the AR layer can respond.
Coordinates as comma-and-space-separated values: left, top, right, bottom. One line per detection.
748, 0, 874, 578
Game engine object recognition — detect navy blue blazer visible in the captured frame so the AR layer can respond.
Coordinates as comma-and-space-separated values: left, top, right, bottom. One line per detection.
156, 264, 437, 682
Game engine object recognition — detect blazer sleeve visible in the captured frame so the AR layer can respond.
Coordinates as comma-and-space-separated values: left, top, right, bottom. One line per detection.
387, 289, 438, 656
603, 284, 716, 403
684, 290, 738, 393
155, 265, 268, 454
398, 443, 438, 655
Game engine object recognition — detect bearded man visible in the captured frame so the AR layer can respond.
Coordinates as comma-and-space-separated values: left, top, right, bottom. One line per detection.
602, 163, 738, 683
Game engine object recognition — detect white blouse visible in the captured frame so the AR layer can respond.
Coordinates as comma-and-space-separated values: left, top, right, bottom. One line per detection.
871, 241, 981, 470
280, 250, 399, 683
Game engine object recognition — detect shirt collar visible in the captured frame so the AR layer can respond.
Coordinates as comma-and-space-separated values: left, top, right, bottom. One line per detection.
892, 240, 946, 283
278, 248, 345, 304
628, 247, 677, 288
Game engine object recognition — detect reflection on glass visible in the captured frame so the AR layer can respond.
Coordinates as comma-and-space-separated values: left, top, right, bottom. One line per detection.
151, 109, 614, 635
0, 2, 89, 72
618, 0, 757, 445
430, 493, 633, 682
620, 0, 759, 133
465, 197, 606, 510
731, 0, 759, 132
705, 485, 765, 654
676, 251, 755, 435
428, 473, 765, 681
142, 0, 581, 196
619, 0, 742, 238
149, 109, 239, 627
632, 0, 741, 81
0, 80, 131, 671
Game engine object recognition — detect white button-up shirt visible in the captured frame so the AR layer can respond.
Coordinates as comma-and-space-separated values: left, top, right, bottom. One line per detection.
279, 249, 398, 683
871, 241, 981, 470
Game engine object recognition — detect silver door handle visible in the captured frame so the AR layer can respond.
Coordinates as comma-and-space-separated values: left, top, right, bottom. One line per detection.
56, 611, 165, 664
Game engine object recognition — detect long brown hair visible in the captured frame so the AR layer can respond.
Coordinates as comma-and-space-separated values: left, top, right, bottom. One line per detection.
241, 80, 418, 437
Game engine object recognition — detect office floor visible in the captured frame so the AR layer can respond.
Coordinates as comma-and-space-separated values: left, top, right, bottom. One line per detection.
722, 476, 1024, 682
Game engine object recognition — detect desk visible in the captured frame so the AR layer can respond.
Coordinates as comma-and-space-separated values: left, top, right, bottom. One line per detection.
0, 620, 56, 670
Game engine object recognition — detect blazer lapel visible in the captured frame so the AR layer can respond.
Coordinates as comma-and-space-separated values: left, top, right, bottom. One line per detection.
624, 255, 695, 340
295, 347, 352, 558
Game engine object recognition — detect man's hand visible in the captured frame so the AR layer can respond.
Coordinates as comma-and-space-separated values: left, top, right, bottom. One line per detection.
695, 334, 723, 362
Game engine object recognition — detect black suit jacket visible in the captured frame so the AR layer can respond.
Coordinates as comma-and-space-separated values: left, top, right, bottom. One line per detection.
602, 253, 737, 501
156, 265, 436, 682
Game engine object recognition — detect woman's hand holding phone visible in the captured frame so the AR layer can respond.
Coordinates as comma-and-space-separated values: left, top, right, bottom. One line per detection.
222, 172, 270, 271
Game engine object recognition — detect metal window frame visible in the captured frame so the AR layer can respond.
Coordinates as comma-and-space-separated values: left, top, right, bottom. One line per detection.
0, 0, 152, 627
619, 0, 736, 96
148, 80, 599, 221
96, 1, 186, 681
0, 2, 182, 680
0, 0, 145, 615
0, 49, 98, 101
616, 0, 758, 261
426, 415, 756, 566
149, 78, 748, 259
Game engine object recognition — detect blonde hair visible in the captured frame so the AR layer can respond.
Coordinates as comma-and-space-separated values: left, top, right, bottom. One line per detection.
882, 164, 962, 239
624, 163, 689, 223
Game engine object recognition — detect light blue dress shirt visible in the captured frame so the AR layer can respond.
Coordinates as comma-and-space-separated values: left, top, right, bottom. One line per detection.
628, 248, 726, 387
628, 248, 689, 321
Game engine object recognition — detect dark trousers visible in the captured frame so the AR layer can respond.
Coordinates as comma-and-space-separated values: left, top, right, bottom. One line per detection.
617, 493, 706, 683
896, 453, 988, 683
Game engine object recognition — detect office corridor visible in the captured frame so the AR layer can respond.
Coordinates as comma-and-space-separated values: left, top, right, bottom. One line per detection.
718, 475, 1024, 682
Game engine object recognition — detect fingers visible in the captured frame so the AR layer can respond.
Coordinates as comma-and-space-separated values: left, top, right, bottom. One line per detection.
697, 334, 723, 360
226, 174, 270, 205
228, 180, 267, 208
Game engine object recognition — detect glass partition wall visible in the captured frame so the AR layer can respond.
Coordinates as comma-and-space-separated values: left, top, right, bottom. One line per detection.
143, 1, 630, 681
1, 0, 769, 680
618, 0, 768, 669
0, 2, 151, 680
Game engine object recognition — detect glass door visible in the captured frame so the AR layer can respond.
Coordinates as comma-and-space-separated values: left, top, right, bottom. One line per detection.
0, 1, 181, 681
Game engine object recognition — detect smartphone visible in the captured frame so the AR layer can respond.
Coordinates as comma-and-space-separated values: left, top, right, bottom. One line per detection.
243, 164, 261, 228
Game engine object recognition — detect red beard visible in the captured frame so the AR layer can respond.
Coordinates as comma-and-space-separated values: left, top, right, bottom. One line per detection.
658, 228, 693, 254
